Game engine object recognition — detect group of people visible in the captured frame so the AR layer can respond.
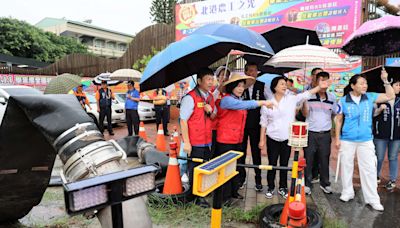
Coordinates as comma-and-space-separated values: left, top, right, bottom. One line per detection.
180, 62, 398, 212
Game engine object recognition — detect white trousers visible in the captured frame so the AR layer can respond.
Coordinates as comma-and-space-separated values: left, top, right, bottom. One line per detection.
340, 140, 381, 204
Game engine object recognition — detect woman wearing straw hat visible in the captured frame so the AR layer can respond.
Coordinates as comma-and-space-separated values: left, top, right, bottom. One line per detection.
216, 73, 274, 204
259, 76, 329, 199
211, 66, 231, 156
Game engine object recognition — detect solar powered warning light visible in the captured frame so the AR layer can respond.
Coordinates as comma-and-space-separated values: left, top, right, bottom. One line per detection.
193, 150, 243, 228
193, 150, 243, 197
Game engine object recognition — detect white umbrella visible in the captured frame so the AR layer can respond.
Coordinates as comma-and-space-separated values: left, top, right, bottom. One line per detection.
110, 69, 142, 82
93, 72, 121, 86
264, 44, 347, 69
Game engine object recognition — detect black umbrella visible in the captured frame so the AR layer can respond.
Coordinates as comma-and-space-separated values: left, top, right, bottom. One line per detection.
262, 25, 322, 53
361, 65, 400, 93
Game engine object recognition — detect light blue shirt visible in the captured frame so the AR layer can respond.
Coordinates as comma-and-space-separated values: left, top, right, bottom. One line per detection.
338, 92, 378, 142
220, 94, 259, 110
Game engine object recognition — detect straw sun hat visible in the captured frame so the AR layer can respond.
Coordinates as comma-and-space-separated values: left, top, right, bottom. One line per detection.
221, 74, 255, 93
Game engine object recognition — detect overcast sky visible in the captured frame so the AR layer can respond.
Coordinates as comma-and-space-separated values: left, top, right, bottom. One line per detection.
1, 0, 399, 36
0, 0, 154, 35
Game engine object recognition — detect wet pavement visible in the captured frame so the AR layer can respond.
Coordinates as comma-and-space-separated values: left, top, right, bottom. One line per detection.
14, 105, 400, 227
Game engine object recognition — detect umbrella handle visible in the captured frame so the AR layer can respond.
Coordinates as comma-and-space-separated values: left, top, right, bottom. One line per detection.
335, 153, 341, 183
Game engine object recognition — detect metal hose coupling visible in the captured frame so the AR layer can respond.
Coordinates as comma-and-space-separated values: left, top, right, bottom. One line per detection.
53, 122, 127, 182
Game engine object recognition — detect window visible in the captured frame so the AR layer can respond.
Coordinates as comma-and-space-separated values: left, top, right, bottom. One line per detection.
107, 42, 116, 50
94, 39, 105, 48
118, 43, 127, 51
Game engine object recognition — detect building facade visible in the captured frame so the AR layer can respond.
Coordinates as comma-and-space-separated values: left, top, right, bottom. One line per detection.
36, 17, 134, 59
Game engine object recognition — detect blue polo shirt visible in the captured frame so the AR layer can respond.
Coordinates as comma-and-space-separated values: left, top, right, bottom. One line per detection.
338, 92, 378, 142
125, 89, 140, 110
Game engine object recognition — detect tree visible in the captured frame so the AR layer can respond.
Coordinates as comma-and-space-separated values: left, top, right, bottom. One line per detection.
133, 47, 161, 72
150, 0, 178, 24
0, 17, 88, 63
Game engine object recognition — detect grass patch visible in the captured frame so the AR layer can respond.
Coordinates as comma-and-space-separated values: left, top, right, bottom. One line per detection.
323, 217, 347, 228
147, 195, 269, 227
41, 187, 64, 203
223, 203, 268, 224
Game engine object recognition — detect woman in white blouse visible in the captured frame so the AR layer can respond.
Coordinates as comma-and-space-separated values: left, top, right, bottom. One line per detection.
258, 76, 328, 199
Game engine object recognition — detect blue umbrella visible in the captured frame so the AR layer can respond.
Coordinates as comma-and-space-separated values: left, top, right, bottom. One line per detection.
192, 23, 274, 58
257, 73, 281, 87
140, 34, 273, 91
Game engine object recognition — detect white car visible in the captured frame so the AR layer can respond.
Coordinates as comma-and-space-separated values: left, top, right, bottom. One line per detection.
115, 93, 156, 121
0, 85, 42, 124
85, 93, 126, 125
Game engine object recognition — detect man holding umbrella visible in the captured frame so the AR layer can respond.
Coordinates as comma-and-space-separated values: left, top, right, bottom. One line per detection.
125, 81, 141, 136
180, 68, 216, 207
96, 80, 115, 135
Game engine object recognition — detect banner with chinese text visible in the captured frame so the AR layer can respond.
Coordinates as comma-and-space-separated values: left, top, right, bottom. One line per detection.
175, 0, 362, 48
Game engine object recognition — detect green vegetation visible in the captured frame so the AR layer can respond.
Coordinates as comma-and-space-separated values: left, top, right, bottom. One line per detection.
133, 47, 161, 72
0, 17, 88, 63
150, 0, 178, 24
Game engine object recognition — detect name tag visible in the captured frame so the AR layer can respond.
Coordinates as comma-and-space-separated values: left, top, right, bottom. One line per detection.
197, 102, 205, 108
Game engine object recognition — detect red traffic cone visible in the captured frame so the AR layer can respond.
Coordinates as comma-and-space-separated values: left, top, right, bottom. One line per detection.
156, 124, 167, 151
163, 141, 183, 194
139, 122, 147, 141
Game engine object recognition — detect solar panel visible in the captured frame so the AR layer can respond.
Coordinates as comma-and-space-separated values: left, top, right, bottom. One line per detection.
193, 151, 243, 197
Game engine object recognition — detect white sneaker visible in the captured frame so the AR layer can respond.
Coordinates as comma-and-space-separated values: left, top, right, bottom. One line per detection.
369, 203, 384, 212
305, 186, 312, 195
339, 195, 354, 202
181, 173, 189, 183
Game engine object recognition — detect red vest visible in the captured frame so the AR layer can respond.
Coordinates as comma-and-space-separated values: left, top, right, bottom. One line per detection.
217, 94, 247, 144
211, 92, 223, 130
187, 89, 214, 146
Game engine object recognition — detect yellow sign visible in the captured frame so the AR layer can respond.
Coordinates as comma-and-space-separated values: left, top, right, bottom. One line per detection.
196, 102, 205, 108
193, 151, 243, 197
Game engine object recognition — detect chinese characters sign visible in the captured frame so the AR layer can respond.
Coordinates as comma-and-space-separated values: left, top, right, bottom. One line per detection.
175, 0, 362, 48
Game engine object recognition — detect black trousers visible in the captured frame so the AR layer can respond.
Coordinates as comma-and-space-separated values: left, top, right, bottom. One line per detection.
211, 130, 217, 157
266, 136, 291, 189
215, 142, 241, 201
304, 131, 331, 188
126, 109, 140, 136
188, 146, 212, 198
99, 106, 112, 133
240, 127, 262, 185
155, 106, 168, 134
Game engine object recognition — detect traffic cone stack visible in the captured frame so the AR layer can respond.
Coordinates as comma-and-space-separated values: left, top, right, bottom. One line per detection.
156, 124, 167, 151
138, 122, 147, 141
163, 141, 183, 194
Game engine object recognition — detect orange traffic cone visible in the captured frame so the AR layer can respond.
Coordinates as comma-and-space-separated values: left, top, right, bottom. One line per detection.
139, 122, 147, 141
172, 125, 180, 150
163, 141, 183, 194
156, 124, 167, 151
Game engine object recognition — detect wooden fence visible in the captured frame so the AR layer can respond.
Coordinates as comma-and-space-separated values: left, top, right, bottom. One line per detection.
0, 23, 175, 76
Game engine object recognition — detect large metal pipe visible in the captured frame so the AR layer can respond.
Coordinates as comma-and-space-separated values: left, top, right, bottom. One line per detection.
0, 95, 152, 227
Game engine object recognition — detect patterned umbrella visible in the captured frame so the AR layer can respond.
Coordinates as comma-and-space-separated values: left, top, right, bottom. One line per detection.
265, 44, 347, 69
44, 73, 82, 94
342, 15, 400, 56
110, 69, 142, 82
